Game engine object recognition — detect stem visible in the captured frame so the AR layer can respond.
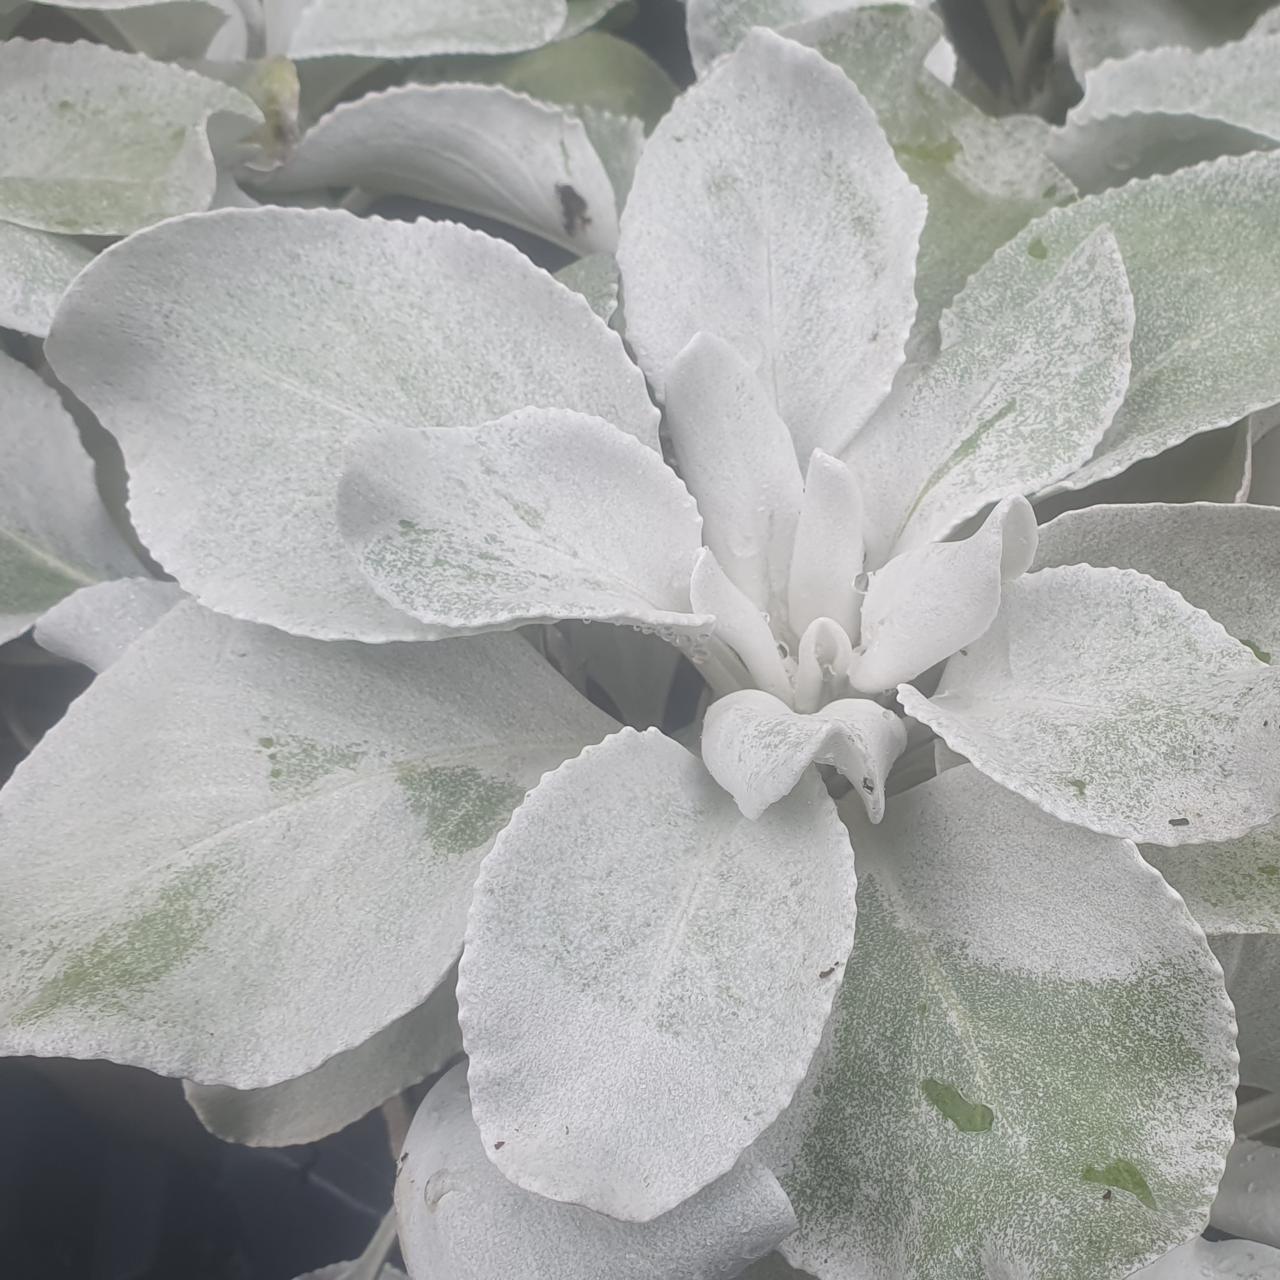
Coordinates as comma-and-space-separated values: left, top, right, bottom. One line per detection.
345, 1210, 398, 1280
979, 0, 1024, 93
1236, 1090, 1280, 1140
1011, 0, 1061, 106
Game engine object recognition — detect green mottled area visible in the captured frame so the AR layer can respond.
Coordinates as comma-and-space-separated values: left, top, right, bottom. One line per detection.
921, 1078, 994, 1133
896, 137, 962, 166
1067, 777, 1088, 797
1083, 1158, 1157, 1209
397, 764, 524, 857
14, 860, 227, 1025
260, 733, 366, 794
903, 397, 1018, 527
779, 875, 1224, 1279
1242, 638, 1272, 664
0, 533, 94, 615
1027, 237, 1050, 260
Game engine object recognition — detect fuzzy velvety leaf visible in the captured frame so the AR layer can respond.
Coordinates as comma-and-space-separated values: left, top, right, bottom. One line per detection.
0, 223, 92, 337
394, 1063, 795, 1279
0, 603, 613, 1086
45, 208, 657, 641
184, 970, 462, 1147
664, 333, 802, 619
1053, 35, 1280, 192
35, 579, 184, 672
265, 85, 619, 254
900, 565, 1280, 845
1034, 503, 1280, 659
340, 409, 707, 637
760, 766, 1236, 1280
0, 39, 259, 235
700, 688, 906, 821
944, 152, 1280, 493
1133, 1239, 1280, 1280
285, 0, 568, 59
0, 351, 142, 645
849, 227, 1133, 559
459, 727, 856, 1220
851, 496, 1037, 693
618, 29, 924, 462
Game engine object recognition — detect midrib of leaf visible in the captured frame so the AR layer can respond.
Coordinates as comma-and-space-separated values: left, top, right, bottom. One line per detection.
0, 524, 101, 590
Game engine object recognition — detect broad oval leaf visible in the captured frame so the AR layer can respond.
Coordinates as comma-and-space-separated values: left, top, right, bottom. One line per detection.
760, 766, 1237, 1280
1052, 35, 1280, 192
52, 0, 242, 60
35, 579, 185, 673
339, 409, 708, 637
45, 208, 658, 641
900, 565, 1280, 845
286, 0, 568, 60
395, 1062, 796, 1280
0, 39, 260, 235
0, 223, 92, 337
943, 151, 1280, 493
265, 84, 620, 254
1034, 502, 1280, 660
618, 28, 925, 461
459, 726, 857, 1220
848, 226, 1133, 559
0, 350, 142, 645
184, 969, 462, 1147
701, 688, 907, 822
0, 603, 614, 1086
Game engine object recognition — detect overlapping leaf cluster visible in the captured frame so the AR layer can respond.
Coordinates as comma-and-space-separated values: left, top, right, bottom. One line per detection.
3, 2, 1280, 1278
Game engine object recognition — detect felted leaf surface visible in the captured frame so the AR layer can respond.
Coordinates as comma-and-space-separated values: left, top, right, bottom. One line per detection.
1133, 1238, 1280, 1280
851, 496, 1037, 693
0, 351, 143, 645
663, 333, 803, 618
0, 39, 260, 235
265, 84, 620, 254
943, 152, 1280, 493
848, 228, 1133, 558
760, 766, 1237, 1280
1034, 503, 1280, 659
900, 565, 1280, 845
1209, 1139, 1280, 1249
1053, 35, 1280, 192
700, 689, 907, 822
394, 1063, 796, 1280
45, 208, 658, 641
785, 4, 1070, 347
459, 727, 857, 1220
285, 0, 568, 60
0, 222, 92, 337
340, 409, 708, 637
413, 30, 677, 131
618, 28, 925, 461
35, 579, 185, 673
184, 969, 462, 1147
0, 603, 614, 1086
1057, 0, 1272, 75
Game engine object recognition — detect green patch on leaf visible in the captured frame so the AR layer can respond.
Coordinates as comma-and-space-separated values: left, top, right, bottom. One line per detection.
1082, 1159, 1157, 1210
14, 860, 228, 1025
1067, 778, 1088, 797
896, 137, 962, 166
920, 1078, 994, 1133
1242, 638, 1272, 664
1027, 237, 1049, 260
396, 763, 524, 857
260, 733, 366, 793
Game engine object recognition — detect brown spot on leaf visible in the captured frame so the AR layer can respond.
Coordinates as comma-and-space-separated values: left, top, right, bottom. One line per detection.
1169, 817, 1190, 828
819, 963, 841, 979
493, 1140, 505, 1150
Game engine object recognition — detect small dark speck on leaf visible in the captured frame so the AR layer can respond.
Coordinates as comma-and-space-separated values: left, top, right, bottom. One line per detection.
1102, 1190, 1112, 1203
861, 777, 875, 794
1169, 817, 1191, 828
818, 963, 841, 979
493, 1140, 505, 1150
556, 184, 592, 237
958, 648, 968, 656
